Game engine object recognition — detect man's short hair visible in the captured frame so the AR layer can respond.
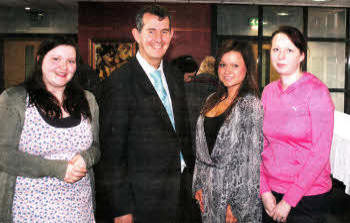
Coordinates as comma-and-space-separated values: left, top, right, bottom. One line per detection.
135, 4, 172, 32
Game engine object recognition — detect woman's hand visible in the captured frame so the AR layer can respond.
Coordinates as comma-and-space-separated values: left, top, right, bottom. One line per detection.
272, 199, 291, 222
261, 191, 277, 217
64, 154, 87, 183
114, 214, 133, 223
226, 204, 237, 223
195, 189, 204, 213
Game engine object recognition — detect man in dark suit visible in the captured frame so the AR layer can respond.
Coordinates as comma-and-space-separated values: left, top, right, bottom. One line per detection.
95, 4, 193, 223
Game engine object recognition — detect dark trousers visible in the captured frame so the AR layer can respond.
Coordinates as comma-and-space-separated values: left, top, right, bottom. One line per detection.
177, 167, 202, 223
263, 191, 330, 223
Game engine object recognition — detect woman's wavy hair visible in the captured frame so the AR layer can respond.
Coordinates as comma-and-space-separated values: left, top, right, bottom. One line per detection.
24, 37, 91, 120
201, 40, 259, 116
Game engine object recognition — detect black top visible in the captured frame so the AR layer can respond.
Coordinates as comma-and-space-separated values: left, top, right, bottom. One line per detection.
37, 107, 81, 128
204, 112, 226, 155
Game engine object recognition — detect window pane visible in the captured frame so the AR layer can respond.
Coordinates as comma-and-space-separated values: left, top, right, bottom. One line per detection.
263, 6, 303, 36
308, 42, 345, 89
261, 43, 280, 87
261, 45, 269, 87
217, 5, 258, 36
331, 92, 344, 112
308, 8, 346, 38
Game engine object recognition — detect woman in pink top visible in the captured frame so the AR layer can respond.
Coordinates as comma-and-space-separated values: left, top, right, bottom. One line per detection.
260, 26, 334, 223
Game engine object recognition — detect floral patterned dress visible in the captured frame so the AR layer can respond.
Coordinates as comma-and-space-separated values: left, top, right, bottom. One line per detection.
12, 103, 95, 223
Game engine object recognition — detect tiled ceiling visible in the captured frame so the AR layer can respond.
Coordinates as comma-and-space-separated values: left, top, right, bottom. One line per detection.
0, 0, 349, 9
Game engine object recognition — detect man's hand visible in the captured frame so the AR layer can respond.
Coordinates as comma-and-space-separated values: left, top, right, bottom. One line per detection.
272, 199, 291, 222
261, 191, 277, 217
195, 189, 204, 213
226, 204, 237, 223
114, 214, 133, 223
64, 154, 87, 183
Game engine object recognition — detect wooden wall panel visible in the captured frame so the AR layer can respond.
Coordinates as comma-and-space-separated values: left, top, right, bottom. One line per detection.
4, 40, 41, 88
78, 2, 211, 65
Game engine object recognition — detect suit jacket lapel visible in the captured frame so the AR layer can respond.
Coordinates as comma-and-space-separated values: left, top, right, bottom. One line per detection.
163, 63, 182, 132
133, 58, 176, 135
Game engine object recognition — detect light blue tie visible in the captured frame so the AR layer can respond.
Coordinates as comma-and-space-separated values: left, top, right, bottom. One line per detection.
150, 70, 186, 172
150, 70, 175, 130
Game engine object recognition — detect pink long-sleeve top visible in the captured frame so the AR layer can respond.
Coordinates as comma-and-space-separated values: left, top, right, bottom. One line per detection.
260, 72, 334, 207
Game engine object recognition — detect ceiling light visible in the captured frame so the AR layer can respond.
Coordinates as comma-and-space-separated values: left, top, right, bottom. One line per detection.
277, 12, 289, 16
25, 7, 31, 11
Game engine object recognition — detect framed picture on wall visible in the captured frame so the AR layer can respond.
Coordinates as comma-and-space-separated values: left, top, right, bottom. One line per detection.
89, 38, 137, 80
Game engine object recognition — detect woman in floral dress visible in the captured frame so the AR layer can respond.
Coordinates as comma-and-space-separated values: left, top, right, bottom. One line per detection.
0, 37, 100, 223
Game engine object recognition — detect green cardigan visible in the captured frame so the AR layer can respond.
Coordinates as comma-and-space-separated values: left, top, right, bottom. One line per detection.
0, 86, 100, 223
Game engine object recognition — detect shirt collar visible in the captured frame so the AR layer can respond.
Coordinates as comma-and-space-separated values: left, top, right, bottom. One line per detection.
277, 72, 311, 94
136, 51, 164, 75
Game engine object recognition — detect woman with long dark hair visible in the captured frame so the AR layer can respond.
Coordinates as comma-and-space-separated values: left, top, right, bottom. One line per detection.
0, 37, 100, 222
193, 40, 263, 223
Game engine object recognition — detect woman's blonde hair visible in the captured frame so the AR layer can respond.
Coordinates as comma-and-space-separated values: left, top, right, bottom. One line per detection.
197, 56, 215, 75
